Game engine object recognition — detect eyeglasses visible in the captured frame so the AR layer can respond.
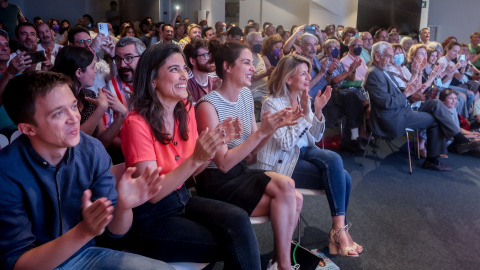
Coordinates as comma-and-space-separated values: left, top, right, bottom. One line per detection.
75, 39, 92, 44
196, 52, 211, 60
113, 55, 141, 64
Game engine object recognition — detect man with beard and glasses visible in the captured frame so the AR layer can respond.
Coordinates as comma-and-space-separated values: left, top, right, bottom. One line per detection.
103, 36, 145, 162
183, 38, 220, 102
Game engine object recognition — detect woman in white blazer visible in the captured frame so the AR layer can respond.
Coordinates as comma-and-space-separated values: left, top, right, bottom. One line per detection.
258, 54, 362, 257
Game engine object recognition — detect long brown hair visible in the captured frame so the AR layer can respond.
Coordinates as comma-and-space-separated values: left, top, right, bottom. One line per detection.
132, 43, 191, 144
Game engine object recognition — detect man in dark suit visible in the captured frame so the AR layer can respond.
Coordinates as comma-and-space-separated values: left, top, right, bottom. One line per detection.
364, 41, 480, 171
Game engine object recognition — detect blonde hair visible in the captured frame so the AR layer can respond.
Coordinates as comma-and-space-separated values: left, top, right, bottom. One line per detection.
268, 54, 311, 98
407, 43, 426, 62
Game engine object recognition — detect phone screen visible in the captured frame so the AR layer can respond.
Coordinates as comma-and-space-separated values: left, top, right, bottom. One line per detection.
25, 51, 46, 64
304, 26, 316, 36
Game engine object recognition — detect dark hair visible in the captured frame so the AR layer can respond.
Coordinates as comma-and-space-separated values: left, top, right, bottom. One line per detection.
227, 26, 243, 38
82, 14, 94, 28
60, 20, 70, 34
439, 88, 458, 101
263, 22, 272, 31
374, 28, 387, 40
247, 19, 254, 24
3, 71, 72, 125
68, 26, 90, 44
15, 22, 35, 37
410, 33, 419, 43
441, 37, 458, 50
243, 25, 256, 36
387, 25, 399, 33
202, 26, 214, 37
213, 42, 248, 80
47, 19, 60, 29
445, 41, 461, 52
53, 46, 94, 95
33, 17, 43, 23
184, 38, 209, 69
132, 43, 191, 144
162, 23, 173, 32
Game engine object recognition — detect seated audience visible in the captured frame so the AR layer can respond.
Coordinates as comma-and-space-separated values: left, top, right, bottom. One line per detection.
120, 24, 137, 38
387, 32, 399, 44
339, 27, 356, 57
373, 28, 388, 44
11, 22, 50, 71
364, 41, 480, 171
440, 36, 458, 50
438, 42, 475, 115
173, 23, 185, 42
0, 71, 172, 270
321, 38, 366, 154
37, 23, 63, 59
202, 26, 216, 40
195, 42, 303, 270
120, 43, 261, 269
262, 34, 284, 68
259, 54, 363, 257
298, 33, 328, 99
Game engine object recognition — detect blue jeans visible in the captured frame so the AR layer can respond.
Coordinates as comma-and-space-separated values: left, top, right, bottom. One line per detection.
291, 147, 351, 217
55, 247, 173, 270
129, 185, 261, 270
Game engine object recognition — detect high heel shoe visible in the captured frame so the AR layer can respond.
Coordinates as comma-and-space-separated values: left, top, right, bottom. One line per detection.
345, 223, 363, 254
329, 224, 359, 257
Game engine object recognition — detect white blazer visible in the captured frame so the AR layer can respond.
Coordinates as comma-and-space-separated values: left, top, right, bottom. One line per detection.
257, 95, 325, 177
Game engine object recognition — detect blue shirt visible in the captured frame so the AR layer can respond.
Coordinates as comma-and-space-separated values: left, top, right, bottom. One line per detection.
308, 57, 328, 98
0, 132, 117, 270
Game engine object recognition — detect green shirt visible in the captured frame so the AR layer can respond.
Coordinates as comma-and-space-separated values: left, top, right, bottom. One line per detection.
360, 48, 371, 64
0, 4, 23, 39
469, 43, 480, 68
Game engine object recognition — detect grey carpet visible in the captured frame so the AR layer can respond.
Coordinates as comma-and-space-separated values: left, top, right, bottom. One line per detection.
214, 136, 480, 269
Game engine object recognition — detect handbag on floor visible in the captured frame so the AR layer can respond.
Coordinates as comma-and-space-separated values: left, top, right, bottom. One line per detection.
290, 241, 322, 270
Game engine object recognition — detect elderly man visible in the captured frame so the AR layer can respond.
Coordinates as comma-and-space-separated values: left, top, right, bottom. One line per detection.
364, 41, 480, 171
179, 23, 202, 49
299, 33, 328, 99
0, 71, 172, 270
360, 31, 373, 63
420, 28, 430, 45
263, 24, 276, 41
387, 32, 399, 44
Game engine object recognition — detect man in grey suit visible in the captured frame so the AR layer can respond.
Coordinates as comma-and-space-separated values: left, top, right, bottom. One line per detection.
364, 41, 480, 171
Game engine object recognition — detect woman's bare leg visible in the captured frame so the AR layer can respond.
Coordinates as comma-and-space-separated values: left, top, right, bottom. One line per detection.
251, 172, 303, 270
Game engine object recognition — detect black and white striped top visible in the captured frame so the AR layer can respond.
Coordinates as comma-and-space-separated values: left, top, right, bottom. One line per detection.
197, 88, 254, 149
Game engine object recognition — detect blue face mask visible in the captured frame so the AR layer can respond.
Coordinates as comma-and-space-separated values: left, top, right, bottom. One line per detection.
393, 53, 405, 66
252, 44, 262, 54
273, 48, 281, 57
354, 33, 360, 38
338, 30, 343, 37
330, 47, 339, 59
353, 47, 362, 56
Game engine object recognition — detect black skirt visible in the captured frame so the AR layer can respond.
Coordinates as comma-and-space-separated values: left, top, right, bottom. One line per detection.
195, 160, 271, 215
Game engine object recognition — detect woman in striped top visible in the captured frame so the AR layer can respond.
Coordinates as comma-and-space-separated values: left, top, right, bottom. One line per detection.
195, 42, 303, 270
259, 55, 362, 257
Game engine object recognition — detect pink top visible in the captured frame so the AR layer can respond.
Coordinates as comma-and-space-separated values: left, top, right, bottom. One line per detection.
121, 102, 198, 189
340, 53, 368, 82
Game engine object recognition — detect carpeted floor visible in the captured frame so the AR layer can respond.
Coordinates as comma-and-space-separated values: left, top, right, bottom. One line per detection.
213, 135, 480, 270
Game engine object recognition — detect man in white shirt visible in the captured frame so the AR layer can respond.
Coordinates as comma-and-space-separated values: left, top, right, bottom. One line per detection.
36, 23, 63, 60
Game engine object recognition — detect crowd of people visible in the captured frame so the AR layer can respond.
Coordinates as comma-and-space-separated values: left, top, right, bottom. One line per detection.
1, 0, 480, 269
